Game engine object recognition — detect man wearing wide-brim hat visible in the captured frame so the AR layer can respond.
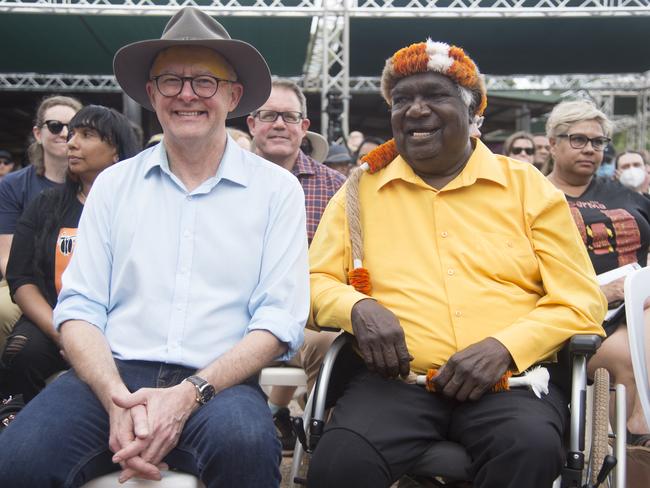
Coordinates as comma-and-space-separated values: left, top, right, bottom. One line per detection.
0, 7, 309, 488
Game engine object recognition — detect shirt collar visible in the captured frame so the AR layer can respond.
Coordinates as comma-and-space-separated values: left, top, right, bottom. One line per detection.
142, 134, 249, 189
291, 150, 316, 177
375, 138, 507, 191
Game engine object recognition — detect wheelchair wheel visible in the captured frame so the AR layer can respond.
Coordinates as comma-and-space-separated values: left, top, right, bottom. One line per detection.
588, 368, 610, 486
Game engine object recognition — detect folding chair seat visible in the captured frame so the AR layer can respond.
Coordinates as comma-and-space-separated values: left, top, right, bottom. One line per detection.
290, 333, 627, 488
82, 470, 204, 487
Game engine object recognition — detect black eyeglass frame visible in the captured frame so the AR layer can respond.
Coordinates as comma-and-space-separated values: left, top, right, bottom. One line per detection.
510, 147, 535, 156
151, 74, 232, 99
556, 133, 611, 151
252, 110, 304, 125
41, 120, 70, 135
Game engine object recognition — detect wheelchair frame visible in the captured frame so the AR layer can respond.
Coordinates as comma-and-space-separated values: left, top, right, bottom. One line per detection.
289, 333, 626, 488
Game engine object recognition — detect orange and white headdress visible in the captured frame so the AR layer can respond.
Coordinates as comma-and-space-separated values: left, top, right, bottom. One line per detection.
346, 40, 486, 295
381, 39, 487, 116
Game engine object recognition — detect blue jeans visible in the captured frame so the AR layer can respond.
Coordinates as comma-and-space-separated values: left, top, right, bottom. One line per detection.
0, 359, 281, 487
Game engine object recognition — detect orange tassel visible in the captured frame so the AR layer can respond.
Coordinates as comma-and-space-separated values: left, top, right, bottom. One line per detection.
360, 139, 398, 173
348, 267, 372, 295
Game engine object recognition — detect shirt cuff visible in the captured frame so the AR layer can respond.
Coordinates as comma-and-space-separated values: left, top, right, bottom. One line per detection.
246, 307, 307, 361
53, 295, 107, 333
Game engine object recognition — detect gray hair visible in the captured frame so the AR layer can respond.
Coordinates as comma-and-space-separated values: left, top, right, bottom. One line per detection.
269, 79, 307, 117
545, 100, 614, 139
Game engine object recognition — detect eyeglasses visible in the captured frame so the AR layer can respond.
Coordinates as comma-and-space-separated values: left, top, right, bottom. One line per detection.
0, 159, 13, 166
42, 120, 70, 135
151, 74, 232, 99
511, 147, 535, 156
253, 110, 303, 124
557, 133, 611, 151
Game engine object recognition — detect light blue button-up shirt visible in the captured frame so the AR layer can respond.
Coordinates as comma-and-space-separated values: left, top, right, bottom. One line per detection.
53, 138, 309, 369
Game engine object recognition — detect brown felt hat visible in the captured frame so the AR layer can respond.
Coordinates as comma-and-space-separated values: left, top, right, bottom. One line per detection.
113, 7, 271, 119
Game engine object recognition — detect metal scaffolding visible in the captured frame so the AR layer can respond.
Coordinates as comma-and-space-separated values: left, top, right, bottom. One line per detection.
1, 0, 649, 148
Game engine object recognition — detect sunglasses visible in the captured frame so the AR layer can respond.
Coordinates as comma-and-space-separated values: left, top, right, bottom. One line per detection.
511, 147, 535, 156
41, 120, 70, 135
0, 159, 13, 166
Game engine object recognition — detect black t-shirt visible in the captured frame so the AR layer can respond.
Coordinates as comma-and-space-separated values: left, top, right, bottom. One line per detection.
566, 177, 650, 275
6, 189, 83, 308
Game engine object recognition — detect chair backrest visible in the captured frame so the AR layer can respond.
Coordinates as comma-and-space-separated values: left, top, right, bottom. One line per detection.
624, 266, 650, 429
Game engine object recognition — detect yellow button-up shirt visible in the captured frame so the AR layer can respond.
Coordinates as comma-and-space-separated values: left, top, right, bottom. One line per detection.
309, 139, 606, 374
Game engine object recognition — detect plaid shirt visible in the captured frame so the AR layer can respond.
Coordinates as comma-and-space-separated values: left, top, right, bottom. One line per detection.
291, 150, 346, 242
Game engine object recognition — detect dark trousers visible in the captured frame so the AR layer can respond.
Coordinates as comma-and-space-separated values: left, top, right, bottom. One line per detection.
0, 315, 67, 401
307, 368, 568, 488
0, 360, 281, 488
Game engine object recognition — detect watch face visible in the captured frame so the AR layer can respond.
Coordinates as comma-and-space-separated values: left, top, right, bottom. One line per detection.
200, 384, 216, 404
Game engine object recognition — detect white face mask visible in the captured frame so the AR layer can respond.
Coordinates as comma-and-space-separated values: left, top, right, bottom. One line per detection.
619, 167, 647, 189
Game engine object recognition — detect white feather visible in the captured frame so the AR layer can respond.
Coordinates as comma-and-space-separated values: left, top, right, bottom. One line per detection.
508, 366, 550, 399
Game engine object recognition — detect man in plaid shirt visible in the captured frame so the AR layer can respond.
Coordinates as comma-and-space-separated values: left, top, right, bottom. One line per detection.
248, 78, 345, 449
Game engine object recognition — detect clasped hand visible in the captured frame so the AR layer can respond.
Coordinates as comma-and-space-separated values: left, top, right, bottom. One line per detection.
431, 337, 512, 402
108, 383, 197, 483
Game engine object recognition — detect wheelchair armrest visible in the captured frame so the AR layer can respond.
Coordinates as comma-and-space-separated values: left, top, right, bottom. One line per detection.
568, 334, 602, 358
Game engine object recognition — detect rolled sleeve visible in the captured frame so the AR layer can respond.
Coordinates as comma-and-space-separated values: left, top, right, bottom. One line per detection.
491, 190, 607, 372
247, 178, 310, 360
53, 173, 113, 332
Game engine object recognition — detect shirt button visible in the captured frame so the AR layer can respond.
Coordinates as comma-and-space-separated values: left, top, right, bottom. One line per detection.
447, 268, 455, 276
507, 241, 513, 248
184, 230, 191, 238
186, 195, 193, 201
455, 311, 462, 317
441, 231, 448, 238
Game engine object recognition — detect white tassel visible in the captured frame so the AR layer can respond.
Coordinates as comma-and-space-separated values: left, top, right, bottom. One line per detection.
408, 366, 550, 399
508, 366, 550, 399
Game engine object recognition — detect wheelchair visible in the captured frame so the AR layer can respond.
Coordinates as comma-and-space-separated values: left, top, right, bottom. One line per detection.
288, 333, 627, 488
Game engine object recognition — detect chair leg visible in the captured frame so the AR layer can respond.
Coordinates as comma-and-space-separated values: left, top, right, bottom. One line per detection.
288, 388, 314, 487
613, 384, 627, 488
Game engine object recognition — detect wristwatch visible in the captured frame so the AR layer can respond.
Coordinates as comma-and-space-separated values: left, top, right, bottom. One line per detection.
183, 375, 216, 405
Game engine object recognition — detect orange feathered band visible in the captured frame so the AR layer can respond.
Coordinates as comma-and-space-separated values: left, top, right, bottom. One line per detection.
381, 39, 487, 116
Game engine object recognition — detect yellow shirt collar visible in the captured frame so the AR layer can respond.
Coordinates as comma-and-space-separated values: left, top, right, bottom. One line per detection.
375, 138, 508, 192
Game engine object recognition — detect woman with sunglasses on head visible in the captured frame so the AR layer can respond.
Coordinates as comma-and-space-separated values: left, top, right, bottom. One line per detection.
546, 99, 650, 447
0, 105, 140, 403
0, 95, 82, 359
502, 131, 536, 165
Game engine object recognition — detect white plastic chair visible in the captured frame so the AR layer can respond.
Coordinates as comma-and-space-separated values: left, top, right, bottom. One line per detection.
259, 366, 307, 397
624, 265, 650, 429
82, 471, 204, 487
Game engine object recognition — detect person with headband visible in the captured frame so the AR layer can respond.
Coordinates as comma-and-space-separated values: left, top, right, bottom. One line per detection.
0, 7, 309, 487
307, 39, 606, 488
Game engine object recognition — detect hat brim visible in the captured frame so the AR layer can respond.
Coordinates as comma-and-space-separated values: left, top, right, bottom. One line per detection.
113, 39, 271, 119
305, 131, 328, 163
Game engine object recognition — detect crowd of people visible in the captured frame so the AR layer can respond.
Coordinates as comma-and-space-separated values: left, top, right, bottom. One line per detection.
0, 6, 648, 488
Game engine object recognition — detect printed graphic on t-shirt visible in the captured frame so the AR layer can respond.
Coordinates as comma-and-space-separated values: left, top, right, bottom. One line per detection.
569, 201, 640, 267
55, 227, 78, 294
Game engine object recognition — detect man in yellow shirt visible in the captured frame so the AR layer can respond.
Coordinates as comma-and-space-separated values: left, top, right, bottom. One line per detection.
307, 40, 606, 488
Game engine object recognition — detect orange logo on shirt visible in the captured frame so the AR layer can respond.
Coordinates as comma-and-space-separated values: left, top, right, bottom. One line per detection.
55, 228, 78, 294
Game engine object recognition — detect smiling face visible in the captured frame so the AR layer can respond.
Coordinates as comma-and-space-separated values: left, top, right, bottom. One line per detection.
550, 119, 605, 181
67, 126, 118, 183
33, 104, 77, 163
146, 48, 243, 148
390, 72, 472, 183
247, 86, 310, 168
